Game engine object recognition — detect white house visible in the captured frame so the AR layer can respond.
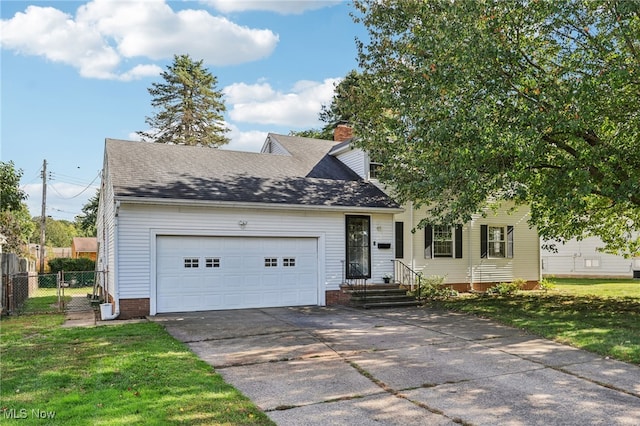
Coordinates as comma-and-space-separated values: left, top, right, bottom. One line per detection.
97, 133, 402, 319
541, 236, 640, 278
329, 140, 541, 292
97, 131, 541, 319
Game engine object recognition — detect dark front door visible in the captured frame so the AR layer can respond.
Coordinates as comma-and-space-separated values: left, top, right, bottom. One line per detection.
346, 215, 371, 279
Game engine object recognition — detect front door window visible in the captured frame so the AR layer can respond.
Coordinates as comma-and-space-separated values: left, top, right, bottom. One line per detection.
346, 215, 371, 279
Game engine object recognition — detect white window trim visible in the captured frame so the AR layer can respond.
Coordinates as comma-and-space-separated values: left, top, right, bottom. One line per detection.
433, 225, 454, 258
488, 225, 507, 259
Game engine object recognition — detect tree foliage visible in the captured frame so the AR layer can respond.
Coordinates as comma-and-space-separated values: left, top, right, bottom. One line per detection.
0, 161, 34, 254
75, 189, 99, 237
1, 161, 26, 211
48, 257, 95, 274
319, 70, 363, 131
30, 217, 77, 248
289, 128, 326, 139
138, 54, 230, 147
290, 70, 363, 140
352, 0, 640, 256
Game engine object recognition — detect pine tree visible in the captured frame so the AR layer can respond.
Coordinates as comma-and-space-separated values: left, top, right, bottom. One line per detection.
138, 54, 230, 147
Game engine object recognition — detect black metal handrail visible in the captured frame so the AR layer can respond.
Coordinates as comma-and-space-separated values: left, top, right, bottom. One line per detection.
391, 260, 423, 301
341, 260, 368, 305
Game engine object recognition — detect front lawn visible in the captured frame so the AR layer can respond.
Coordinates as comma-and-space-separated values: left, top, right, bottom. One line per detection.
431, 278, 640, 365
552, 277, 640, 298
0, 314, 274, 425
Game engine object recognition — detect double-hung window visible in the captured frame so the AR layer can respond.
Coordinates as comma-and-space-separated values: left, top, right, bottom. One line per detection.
481, 225, 514, 259
433, 226, 453, 257
424, 225, 463, 259
488, 226, 506, 257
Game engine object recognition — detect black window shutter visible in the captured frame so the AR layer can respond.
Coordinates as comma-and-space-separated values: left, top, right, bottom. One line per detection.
455, 225, 463, 258
480, 224, 488, 258
424, 225, 433, 259
507, 225, 514, 258
395, 221, 404, 259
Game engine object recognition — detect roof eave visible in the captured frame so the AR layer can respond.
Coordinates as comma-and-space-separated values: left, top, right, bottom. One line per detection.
114, 195, 404, 214
329, 140, 353, 156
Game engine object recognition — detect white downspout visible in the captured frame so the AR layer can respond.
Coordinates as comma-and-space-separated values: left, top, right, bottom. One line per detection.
409, 201, 415, 270
468, 222, 474, 291
100, 200, 120, 321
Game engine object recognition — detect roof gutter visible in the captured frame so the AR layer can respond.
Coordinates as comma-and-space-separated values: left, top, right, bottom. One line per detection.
114, 196, 405, 214
328, 143, 352, 156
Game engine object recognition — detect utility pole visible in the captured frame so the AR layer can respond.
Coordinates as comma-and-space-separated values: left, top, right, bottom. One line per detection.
39, 159, 47, 274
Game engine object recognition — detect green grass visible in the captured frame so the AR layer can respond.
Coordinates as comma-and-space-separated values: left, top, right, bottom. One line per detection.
552, 277, 640, 298
33, 286, 94, 298
0, 314, 274, 425
431, 278, 640, 365
20, 295, 66, 314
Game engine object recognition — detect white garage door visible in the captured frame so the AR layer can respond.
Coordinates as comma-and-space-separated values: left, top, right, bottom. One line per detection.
156, 236, 318, 313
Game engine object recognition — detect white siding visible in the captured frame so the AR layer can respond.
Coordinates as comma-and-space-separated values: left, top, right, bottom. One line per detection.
541, 237, 637, 278
115, 204, 396, 303
394, 201, 540, 284
371, 214, 395, 281
469, 205, 539, 284
96, 157, 117, 300
260, 136, 290, 156
335, 147, 367, 179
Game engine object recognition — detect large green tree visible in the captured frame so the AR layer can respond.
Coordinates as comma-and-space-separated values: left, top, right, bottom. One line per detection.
0, 161, 35, 254
319, 70, 362, 131
138, 54, 230, 147
290, 70, 363, 140
30, 217, 77, 248
352, 0, 640, 256
75, 189, 99, 237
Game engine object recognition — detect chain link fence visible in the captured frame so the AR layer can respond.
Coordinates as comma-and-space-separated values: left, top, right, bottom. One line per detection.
1, 271, 105, 315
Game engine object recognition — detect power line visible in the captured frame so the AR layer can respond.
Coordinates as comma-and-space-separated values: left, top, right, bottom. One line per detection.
48, 171, 100, 200
50, 171, 97, 186
20, 169, 43, 190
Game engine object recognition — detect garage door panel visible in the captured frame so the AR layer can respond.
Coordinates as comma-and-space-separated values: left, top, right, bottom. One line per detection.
225, 256, 243, 269
156, 236, 318, 313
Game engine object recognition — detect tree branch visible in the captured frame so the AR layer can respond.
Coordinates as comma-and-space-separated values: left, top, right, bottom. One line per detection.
542, 134, 579, 159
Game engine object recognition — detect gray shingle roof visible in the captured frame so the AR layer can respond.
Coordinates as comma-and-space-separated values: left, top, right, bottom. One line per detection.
105, 135, 399, 209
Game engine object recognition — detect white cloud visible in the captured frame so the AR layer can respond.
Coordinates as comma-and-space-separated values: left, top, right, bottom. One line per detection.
130, 122, 267, 152
118, 64, 164, 82
203, 0, 340, 15
224, 78, 340, 128
0, 0, 279, 80
225, 125, 268, 152
224, 82, 276, 104
23, 182, 99, 221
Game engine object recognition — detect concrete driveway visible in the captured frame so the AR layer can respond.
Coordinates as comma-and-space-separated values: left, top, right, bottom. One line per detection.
151, 306, 640, 425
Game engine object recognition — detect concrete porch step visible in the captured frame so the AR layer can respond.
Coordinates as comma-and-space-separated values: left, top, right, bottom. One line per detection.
352, 299, 421, 309
346, 284, 420, 309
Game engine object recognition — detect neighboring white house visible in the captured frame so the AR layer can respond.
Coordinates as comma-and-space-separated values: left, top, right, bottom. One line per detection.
330, 140, 541, 292
97, 133, 402, 319
541, 237, 640, 278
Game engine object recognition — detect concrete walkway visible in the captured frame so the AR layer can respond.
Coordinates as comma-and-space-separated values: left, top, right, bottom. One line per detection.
151, 306, 640, 426
61, 295, 97, 328
62, 296, 146, 328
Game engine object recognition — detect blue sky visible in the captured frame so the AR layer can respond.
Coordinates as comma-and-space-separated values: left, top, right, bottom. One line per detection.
1, 0, 366, 221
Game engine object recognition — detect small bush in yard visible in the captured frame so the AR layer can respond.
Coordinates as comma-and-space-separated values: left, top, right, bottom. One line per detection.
539, 278, 556, 293
410, 275, 458, 300
488, 278, 525, 295
48, 257, 95, 273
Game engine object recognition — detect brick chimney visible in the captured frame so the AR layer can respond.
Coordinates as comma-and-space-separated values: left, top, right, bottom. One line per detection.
333, 124, 353, 142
